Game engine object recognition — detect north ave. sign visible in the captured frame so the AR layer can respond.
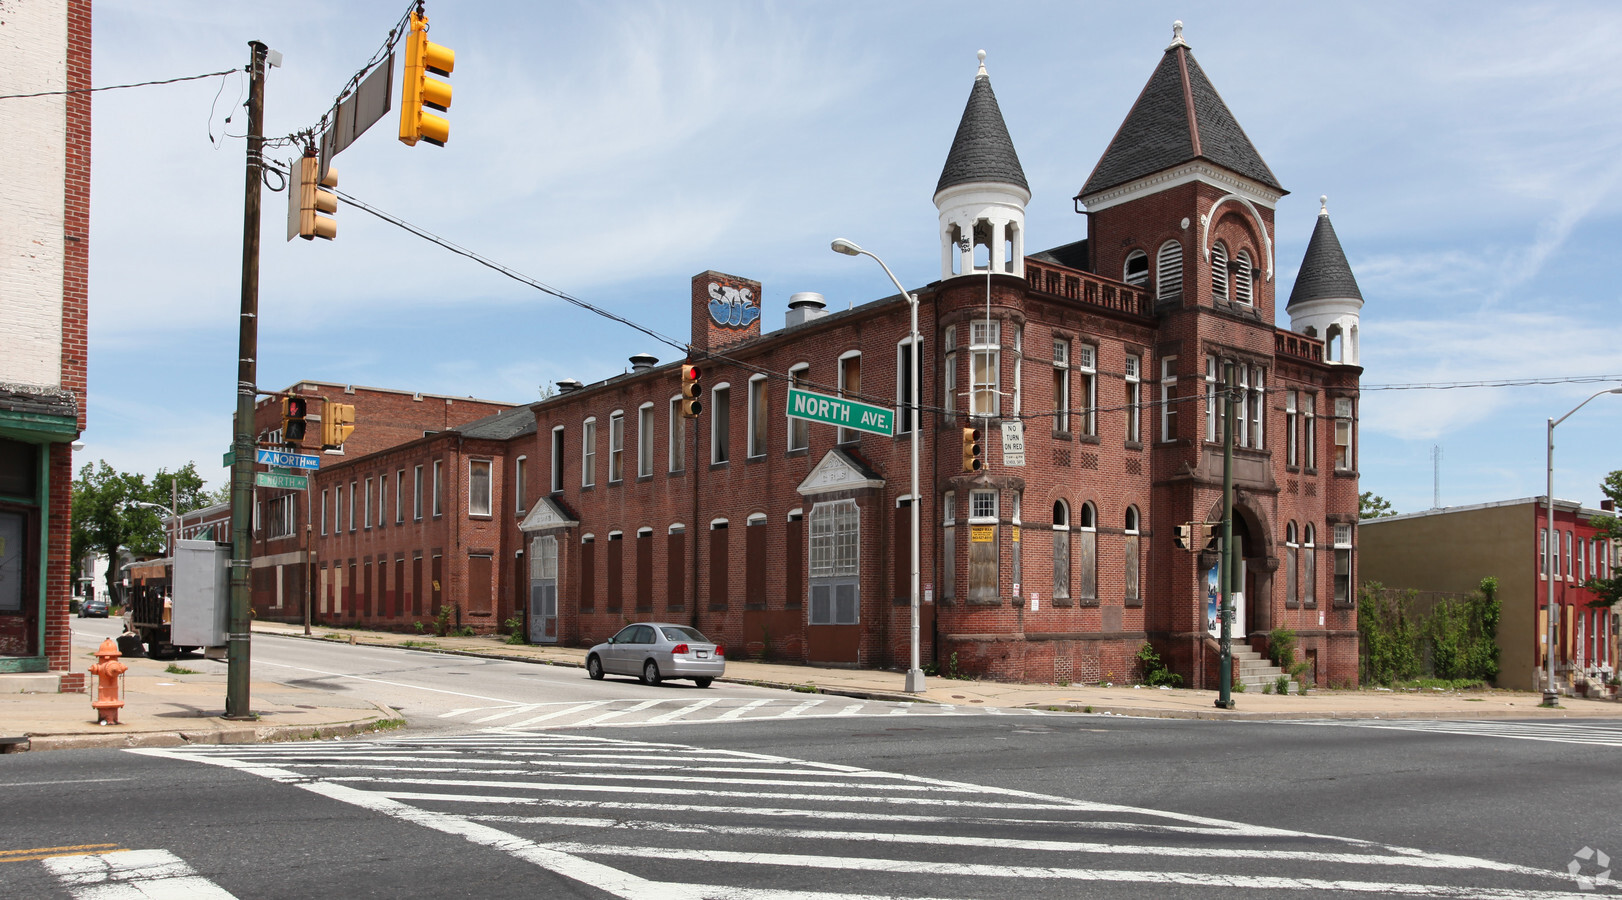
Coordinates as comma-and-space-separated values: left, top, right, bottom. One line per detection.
786, 387, 894, 437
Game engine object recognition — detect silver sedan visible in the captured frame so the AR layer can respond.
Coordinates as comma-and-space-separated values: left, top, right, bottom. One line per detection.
586, 623, 725, 687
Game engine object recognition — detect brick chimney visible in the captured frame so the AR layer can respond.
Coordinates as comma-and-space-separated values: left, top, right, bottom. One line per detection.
691, 271, 762, 354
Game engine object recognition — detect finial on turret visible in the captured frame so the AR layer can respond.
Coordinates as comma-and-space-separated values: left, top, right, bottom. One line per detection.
1319, 195, 1329, 216
977, 49, 987, 78
1169, 20, 1189, 49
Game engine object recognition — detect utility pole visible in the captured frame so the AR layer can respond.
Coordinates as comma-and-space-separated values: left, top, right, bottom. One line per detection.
226, 41, 267, 719
1214, 361, 1237, 710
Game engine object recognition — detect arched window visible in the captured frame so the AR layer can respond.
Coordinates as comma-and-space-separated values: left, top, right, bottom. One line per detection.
1123, 506, 1141, 605
1326, 324, 1344, 362
1285, 522, 1299, 608
1302, 524, 1317, 607
1211, 241, 1229, 300
1077, 502, 1097, 603
1156, 240, 1183, 301
1233, 250, 1254, 305
1052, 501, 1070, 600
1123, 250, 1148, 288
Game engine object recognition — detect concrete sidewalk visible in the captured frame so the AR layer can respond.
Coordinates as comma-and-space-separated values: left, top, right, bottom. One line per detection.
4, 621, 1617, 753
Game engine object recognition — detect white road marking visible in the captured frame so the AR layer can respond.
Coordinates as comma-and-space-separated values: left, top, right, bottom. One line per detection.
834, 703, 866, 716
507, 700, 614, 727
779, 698, 825, 718
43, 849, 239, 899
569, 699, 667, 728
1, 778, 131, 789
253, 659, 523, 705
717, 699, 774, 720
1279, 719, 1622, 748
471, 704, 542, 723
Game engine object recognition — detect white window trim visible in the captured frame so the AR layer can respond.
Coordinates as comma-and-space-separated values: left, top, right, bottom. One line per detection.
970, 489, 998, 523
581, 417, 597, 488
711, 382, 731, 465
551, 425, 565, 493
1125, 353, 1142, 444
747, 374, 769, 459
468, 458, 493, 517
668, 396, 684, 473
1156, 239, 1182, 301
943, 326, 957, 414
514, 456, 527, 515
637, 402, 655, 478
608, 410, 625, 484
969, 323, 1000, 418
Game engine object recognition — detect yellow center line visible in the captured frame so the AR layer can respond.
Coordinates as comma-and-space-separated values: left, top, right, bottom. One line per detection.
0, 843, 122, 863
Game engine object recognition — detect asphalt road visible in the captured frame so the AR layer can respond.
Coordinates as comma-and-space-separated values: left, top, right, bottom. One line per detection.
5, 621, 1615, 899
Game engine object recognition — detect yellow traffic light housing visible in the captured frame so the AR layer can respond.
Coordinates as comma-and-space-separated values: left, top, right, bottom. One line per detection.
294, 157, 338, 240
961, 427, 983, 472
399, 11, 454, 147
679, 364, 703, 418
322, 402, 356, 450
281, 396, 309, 445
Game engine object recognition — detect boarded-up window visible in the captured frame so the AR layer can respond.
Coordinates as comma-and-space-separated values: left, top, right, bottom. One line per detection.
969, 527, 997, 604
411, 555, 422, 616
1052, 501, 1070, 601
746, 518, 767, 609
468, 554, 492, 614
1124, 536, 1140, 606
394, 557, 405, 619
363, 560, 373, 618
785, 514, 804, 608
709, 523, 729, 610
579, 538, 595, 611
1303, 526, 1317, 607
1078, 503, 1098, 604
636, 531, 653, 611
893, 502, 910, 602
606, 534, 623, 612
666, 528, 686, 611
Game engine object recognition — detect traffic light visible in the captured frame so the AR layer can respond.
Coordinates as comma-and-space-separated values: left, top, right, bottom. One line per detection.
322, 403, 356, 450
961, 427, 983, 472
293, 156, 338, 240
281, 396, 309, 444
399, 11, 454, 147
1175, 523, 1211, 551
679, 364, 703, 418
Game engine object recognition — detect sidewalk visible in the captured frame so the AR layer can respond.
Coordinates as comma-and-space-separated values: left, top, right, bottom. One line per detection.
4, 621, 1617, 753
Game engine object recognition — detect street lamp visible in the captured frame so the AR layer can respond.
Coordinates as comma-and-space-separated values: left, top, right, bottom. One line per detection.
831, 238, 926, 694
1543, 386, 1622, 707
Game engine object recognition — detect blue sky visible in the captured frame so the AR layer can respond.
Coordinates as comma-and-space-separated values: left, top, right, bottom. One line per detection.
84, 1, 1622, 515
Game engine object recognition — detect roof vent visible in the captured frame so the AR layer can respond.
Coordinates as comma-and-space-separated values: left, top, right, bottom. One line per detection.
785, 292, 828, 328
629, 353, 658, 372
556, 379, 583, 394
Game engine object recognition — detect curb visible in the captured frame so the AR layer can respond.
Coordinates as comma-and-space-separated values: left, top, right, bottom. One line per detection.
14, 700, 401, 753
1024, 703, 1613, 721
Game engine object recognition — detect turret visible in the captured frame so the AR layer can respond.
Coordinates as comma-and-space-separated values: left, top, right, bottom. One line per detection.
1288, 196, 1364, 365
934, 51, 1030, 281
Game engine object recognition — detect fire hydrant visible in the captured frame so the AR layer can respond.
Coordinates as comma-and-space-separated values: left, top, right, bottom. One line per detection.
89, 638, 128, 725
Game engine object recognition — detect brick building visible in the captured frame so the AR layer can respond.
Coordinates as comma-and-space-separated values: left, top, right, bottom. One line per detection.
291, 26, 1364, 688
0, 0, 91, 691
1360, 498, 1618, 692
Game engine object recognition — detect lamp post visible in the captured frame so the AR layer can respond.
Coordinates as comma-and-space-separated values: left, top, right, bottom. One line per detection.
1542, 386, 1622, 707
831, 238, 926, 694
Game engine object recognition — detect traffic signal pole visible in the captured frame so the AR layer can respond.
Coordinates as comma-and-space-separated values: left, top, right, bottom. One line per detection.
226, 41, 267, 719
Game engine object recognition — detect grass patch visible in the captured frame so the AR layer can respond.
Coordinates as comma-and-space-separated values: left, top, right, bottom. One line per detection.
164, 664, 199, 675
1387, 677, 1490, 692
369, 718, 407, 732
790, 683, 820, 694
320, 633, 350, 642
402, 640, 440, 649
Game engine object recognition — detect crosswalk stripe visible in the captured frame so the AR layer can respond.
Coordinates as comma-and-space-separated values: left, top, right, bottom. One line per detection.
470, 704, 540, 723
43, 849, 239, 899
645, 697, 722, 723
569, 699, 666, 728
1277, 719, 1622, 748
717, 699, 774, 720
507, 700, 613, 727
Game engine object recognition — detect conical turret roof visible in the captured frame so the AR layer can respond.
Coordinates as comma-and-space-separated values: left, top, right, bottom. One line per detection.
1287, 198, 1363, 308
936, 53, 1028, 196
1078, 24, 1282, 200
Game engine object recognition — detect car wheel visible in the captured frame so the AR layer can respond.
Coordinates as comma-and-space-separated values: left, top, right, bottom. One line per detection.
586, 655, 604, 680
693, 677, 713, 689
641, 659, 662, 686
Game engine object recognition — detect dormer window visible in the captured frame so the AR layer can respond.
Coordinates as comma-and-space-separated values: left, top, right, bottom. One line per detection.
1123, 250, 1148, 287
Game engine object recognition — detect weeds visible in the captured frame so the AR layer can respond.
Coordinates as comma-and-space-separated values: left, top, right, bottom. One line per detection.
164, 664, 198, 675
1136, 642, 1183, 688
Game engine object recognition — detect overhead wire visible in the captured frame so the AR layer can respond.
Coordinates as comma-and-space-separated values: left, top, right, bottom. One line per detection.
0, 69, 239, 100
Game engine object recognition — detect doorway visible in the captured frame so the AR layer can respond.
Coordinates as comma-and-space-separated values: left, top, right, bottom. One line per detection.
528, 535, 558, 644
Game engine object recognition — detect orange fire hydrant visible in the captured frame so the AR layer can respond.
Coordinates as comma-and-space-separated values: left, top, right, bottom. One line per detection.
89, 638, 128, 725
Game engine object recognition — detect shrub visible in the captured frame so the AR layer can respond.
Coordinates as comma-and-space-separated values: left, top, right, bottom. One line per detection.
1136, 642, 1183, 688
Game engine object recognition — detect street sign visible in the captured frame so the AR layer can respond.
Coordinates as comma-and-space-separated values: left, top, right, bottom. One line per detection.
255, 472, 308, 490
222, 449, 234, 468
786, 387, 893, 437
1000, 420, 1026, 466
255, 448, 321, 470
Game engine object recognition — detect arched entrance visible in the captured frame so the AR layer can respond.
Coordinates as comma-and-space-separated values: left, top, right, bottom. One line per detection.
1229, 505, 1272, 639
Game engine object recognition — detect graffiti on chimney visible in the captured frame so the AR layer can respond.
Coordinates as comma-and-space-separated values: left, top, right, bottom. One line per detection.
708, 282, 761, 330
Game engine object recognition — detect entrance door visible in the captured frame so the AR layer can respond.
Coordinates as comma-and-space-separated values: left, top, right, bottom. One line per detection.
528, 536, 558, 644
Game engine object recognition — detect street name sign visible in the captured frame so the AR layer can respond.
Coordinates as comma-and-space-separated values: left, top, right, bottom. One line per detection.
786, 387, 893, 437
255, 448, 321, 470
255, 472, 309, 490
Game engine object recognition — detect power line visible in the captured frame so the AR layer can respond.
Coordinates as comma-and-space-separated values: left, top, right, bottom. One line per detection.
0, 68, 239, 101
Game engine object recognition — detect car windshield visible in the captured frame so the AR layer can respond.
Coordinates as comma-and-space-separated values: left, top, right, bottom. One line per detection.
660, 626, 709, 643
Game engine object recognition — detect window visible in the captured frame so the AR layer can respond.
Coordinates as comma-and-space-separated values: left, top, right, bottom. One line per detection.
395, 469, 404, 523
320, 490, 328, 536
838, 353, 861, 443
1302, 524, 1317, 607
1160, 356, 1177, 442
1578, 535, 1585, 581
1566, 531, 1574, 580
1205, 355, 1219, 442
1284, 522, 1298, 607
637, 404, 654, 478
514, 456, 527, 514
1333, 523, 1354, 606
668, 397, 685, 473
1334, 397, 1354, 470
432, 461, 442, 517
267, 494, 295, 539
711, 384, 731, 464
943, 327, 957, 415
1123, 250, 1148, 287
1250, 367, 1264, 450
1285, 391, 1299, 466
748, 375, 768, 457
1077, 344, 1096, 436
608, 412, 624, 483
413, 465, 423, 520
1053, 338, 1070, 432
788, 365, 810, 452
349, 480, 356, 531
364, 478, 373, 529
969, 489, 998, 603
971, 490, 997, 521
1233, 250, 1253, 304
469, 460, 491, 517
1235, 365, 1249, 448
1011, 325, 1022, 415
896, 338, 919, 434
808, 500, 859, 625
942, 491, 956, 601
551, 426, 565, 492
1542, 528, 1550, 577
970, 323, 999, 417
1124, 506, 1140, 605
377, 474, 386, 527
1077, 502, 1097, 602
1052, 501, 1070, 600
1303, 393, 1317, 469
1211, 241, 1229, 301
1125, 354, 1142, 444
581, 417, 597, 487
1156, 240, 1182, 301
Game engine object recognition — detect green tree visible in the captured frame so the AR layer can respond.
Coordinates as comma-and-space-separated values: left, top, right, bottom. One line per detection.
1584, 469, 1622, 609
1359, 492, 1397, 520
71, 461, 214, 600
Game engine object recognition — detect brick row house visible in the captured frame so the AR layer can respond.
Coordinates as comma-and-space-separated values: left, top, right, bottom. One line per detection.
0, 0, 92, 691
285, 25, 1365, 687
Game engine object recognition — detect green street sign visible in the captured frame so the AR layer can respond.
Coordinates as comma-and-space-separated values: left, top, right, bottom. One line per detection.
222, 449, 234, 468
255, 472, 308, 490
786, 387, 894, 437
